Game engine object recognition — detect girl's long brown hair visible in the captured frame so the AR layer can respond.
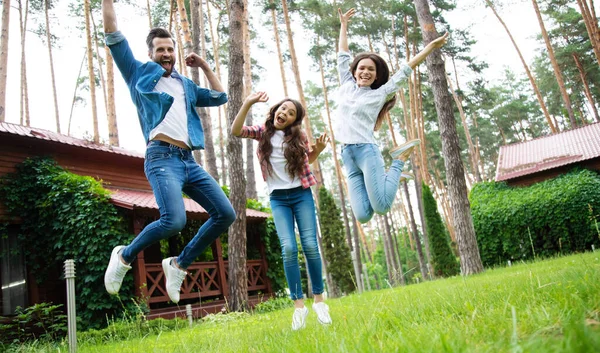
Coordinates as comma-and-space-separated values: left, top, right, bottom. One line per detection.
350, 53, 397, 131
258, 98, 307, 179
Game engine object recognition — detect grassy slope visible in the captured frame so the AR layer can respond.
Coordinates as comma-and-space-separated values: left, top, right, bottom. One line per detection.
27, 253, 600, 352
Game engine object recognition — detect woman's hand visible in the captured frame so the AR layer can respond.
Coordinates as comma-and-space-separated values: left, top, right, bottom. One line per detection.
338, 8, 356, 27
312, 132, 330, 153
245, 91, 269, 105
429, 32, 449, 50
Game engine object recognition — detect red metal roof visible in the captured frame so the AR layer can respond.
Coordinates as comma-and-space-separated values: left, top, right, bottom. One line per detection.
0, 121, 144, 159
496, 122, 600, 182
108, 188, 270, 220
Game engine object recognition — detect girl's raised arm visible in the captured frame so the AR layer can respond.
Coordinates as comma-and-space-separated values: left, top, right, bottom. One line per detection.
407, 32, 449, 69
231, 91, 269, 137
338, 8, 356, 52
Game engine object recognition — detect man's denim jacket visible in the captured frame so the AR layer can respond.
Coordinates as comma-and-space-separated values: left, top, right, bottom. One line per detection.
106, 31, 227, 150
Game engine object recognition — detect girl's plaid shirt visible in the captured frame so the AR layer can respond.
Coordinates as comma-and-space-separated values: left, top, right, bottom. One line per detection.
240, 124, 317, 189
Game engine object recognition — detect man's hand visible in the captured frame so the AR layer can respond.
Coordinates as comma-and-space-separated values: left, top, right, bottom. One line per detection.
185, 53, 209, 69
102, 0, 118, 33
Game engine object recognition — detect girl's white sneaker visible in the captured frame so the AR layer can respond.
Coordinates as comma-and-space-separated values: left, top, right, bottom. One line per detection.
291, 306, 309, 330
312, 302, 332, 325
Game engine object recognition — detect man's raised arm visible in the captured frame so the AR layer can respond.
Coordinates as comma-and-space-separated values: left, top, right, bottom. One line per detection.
102, 0, 118, 33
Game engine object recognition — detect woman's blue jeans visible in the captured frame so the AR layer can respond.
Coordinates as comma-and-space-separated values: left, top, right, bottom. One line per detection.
121, 141, 236, 269
341, 143, 404, 224
270, 186, 323, 300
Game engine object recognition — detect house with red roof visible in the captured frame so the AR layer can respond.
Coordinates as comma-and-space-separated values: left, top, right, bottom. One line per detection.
495, 122, 600, 186
0, 121, 273, 320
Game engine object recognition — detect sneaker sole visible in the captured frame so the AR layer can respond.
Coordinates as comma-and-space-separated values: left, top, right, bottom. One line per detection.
390, 139, 421, 159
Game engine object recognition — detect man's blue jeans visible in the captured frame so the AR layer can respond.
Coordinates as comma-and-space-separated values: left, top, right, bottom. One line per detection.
341, 143, 405, 224
270, 186, 323, 300
121, 141, 236, 269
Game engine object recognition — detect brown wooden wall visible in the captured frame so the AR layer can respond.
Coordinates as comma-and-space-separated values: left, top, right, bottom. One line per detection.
0, 134, 148, 220
506, 159, 600, 187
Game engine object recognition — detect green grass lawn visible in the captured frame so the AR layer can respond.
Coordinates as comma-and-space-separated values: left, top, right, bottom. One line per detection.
17, 252, 600, 352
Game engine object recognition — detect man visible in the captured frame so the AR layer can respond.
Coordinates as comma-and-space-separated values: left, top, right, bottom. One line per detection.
102, 0, 235, 303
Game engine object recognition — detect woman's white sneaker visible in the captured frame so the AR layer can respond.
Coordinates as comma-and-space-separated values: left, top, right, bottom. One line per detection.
312, 302, 332, 325
291, 306, 309, 330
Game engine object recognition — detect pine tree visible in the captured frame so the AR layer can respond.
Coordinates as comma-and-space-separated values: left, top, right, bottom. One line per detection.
318, 186, 355, 294
422, 182, 459, 277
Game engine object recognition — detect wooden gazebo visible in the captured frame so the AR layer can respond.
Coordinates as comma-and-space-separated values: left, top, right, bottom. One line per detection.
0, 121, 273, 319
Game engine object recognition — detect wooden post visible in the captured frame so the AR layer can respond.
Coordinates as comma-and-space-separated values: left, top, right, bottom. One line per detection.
258, 234, 272, 295
133, 216, 148, 299
215, 238, 229, 298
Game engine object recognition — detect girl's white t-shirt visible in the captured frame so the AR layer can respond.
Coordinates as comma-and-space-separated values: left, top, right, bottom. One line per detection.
266, 130, 302, 194
149, 75, 190, 147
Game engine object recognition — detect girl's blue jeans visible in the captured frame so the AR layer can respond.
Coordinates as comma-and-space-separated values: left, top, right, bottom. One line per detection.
121, 141, 236, 269
270, 186, 324, 300
341, 143, 404, 224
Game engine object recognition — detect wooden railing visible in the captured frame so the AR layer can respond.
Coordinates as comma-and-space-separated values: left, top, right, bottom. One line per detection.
145, 260, 268, 304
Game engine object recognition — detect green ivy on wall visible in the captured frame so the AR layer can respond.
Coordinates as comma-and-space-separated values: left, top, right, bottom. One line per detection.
0, 157, 137, 329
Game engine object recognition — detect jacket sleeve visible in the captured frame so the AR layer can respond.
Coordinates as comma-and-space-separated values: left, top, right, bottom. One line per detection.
105, 31, 143, 86
195, 87, 228, 107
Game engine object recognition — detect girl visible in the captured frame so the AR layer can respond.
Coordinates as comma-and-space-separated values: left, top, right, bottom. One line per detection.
336, 8, 448, 224
231, 92, 331, 331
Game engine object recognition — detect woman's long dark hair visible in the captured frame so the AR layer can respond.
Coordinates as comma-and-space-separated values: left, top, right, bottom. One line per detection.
258, 98, 307, 179
350, 53, 397, 131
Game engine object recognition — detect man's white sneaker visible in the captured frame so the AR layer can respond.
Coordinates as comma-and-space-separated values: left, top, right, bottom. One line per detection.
291, 306, 309, 330
312, 302, 332, 325
104, 246, 132, 295
162, 257, 187, 304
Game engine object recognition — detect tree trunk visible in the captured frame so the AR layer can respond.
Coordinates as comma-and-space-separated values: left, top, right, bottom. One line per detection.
484, 0, 557, 133
146, 0, 153, 29
377, 215, 394, 284
402, 181, 428, 280
414, 0, 483, 275
0, 0, 10, 121
227, 0, 248, 312
45, 0, 61, 133
18, 0, 30, 126
532, 0, 576, 128
383, 213, 401, 284
105, 46, 119, 146
317, 46, 352, 293
68, 51, 87, 136
448, 75, 481, 182
205, 1, 227, 184
243, 0, 257, 200
84, 0, 99, 143
576, 0, 600, 66
91, 11, 118, 144
572, 53, 599, 122
269, 0, 288, 96
281, 0, 323, 193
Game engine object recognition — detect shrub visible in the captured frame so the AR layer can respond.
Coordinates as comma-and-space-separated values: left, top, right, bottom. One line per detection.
470, 169, 600, 267
253, 296, 293, 314
0, 302, 67, 345
422, 183, 459, 277
318, 186, 355, 295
